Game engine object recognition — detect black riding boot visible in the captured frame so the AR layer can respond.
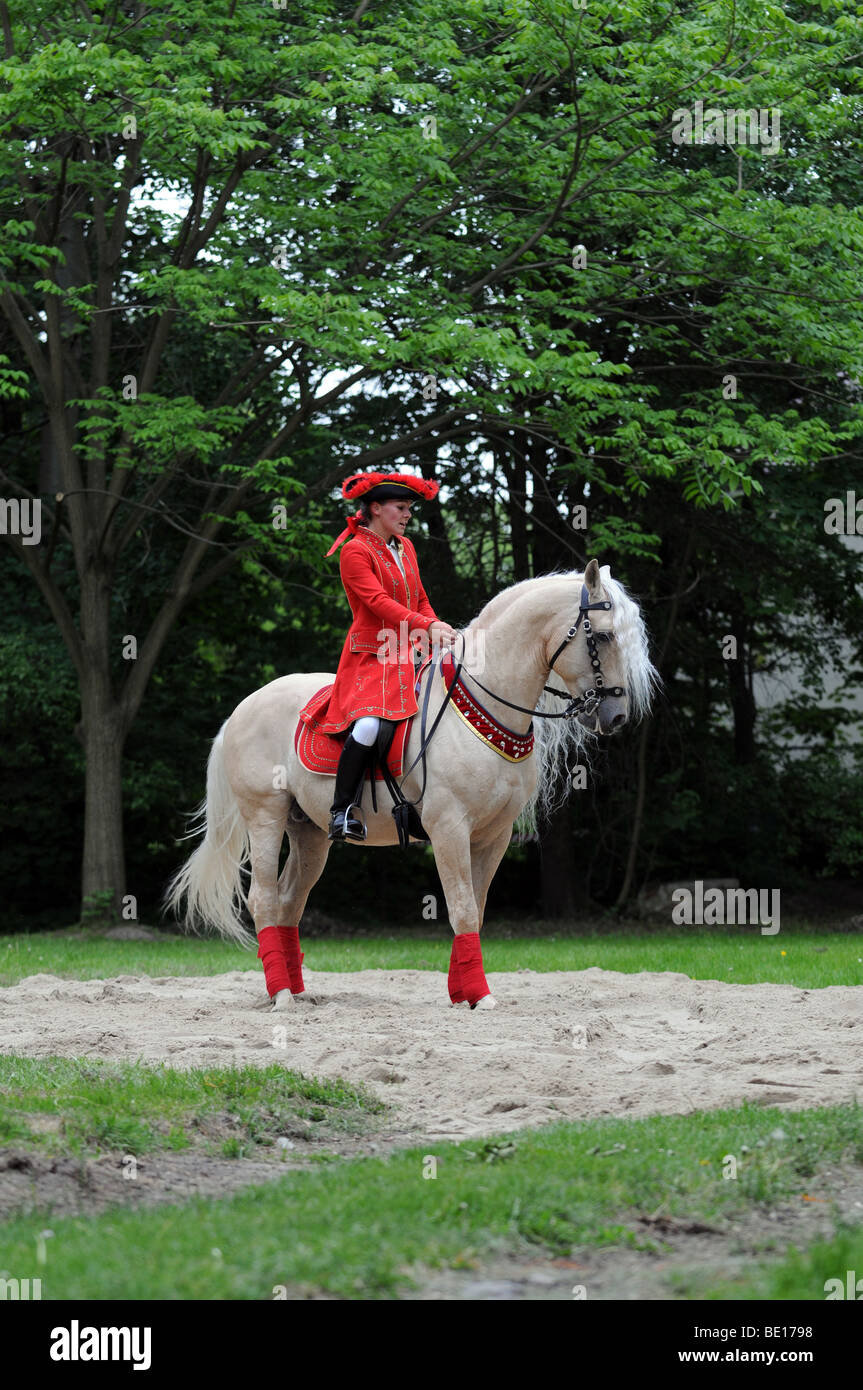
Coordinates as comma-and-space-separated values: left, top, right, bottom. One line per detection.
328, 733, 374, 841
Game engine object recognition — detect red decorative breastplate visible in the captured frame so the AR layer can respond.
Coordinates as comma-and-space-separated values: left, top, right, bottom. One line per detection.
440, 652, 534, 762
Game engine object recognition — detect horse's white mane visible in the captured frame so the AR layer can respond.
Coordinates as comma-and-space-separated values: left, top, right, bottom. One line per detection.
463, 566, 658, 837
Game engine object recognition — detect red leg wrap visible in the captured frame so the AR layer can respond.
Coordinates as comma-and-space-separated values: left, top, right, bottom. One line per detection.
276, 925, 305, 994
447, 940, 466, 1004
257, 925, 305, 997
452, 932, 490, 1007
257, 926, 291, 997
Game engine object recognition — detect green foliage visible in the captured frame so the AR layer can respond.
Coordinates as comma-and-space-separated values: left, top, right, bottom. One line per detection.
0, 0, 862, 915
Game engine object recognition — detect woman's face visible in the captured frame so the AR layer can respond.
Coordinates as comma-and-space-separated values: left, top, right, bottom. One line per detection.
372, 499, 413, 538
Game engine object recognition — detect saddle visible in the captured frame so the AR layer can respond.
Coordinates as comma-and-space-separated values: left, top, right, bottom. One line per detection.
294, 658, 435, 846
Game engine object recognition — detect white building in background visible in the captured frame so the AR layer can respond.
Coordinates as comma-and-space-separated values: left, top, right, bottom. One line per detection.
754, 531, 863, 755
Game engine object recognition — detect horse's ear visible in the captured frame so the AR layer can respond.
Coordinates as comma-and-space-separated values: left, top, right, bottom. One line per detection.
584, 557, 601, 596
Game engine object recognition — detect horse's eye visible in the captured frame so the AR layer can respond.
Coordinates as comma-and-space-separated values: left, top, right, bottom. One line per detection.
594, 632, 614, 644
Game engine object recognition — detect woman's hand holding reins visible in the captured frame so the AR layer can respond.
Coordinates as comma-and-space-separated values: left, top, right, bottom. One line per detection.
428, 620, 458, 649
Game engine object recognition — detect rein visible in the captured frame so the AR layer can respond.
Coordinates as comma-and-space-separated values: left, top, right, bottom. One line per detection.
378, 639, 464, 847
383, 584, 625, 845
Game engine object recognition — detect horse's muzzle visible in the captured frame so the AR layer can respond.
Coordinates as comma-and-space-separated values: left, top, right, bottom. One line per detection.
578, 696, 627, 735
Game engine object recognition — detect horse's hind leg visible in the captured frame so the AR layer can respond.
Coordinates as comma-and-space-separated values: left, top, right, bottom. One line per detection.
243, 805, 295, 1008
267, 819, 332, 1008
279, 819, 332, 922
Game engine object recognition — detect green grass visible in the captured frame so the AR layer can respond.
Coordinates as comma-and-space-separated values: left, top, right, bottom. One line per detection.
704, 1226, 863, 1300
0, 1057, 385, 1159
0, 1101, 860, 1299
1, 926, 862, 988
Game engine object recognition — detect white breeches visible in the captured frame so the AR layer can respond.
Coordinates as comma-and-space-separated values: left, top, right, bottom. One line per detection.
351, 716, 381, 746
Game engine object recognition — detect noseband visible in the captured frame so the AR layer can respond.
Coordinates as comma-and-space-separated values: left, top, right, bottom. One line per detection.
455, 584, 626, 722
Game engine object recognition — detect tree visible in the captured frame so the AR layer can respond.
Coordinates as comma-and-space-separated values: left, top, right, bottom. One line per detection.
1, 0, 861, 920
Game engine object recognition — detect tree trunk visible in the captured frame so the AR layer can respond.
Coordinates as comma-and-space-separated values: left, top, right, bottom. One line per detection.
616, 524, 696, 907
77, 570, 126, 923
501, 446, 529, 581
529, 438, 572, 575
79, 698, 126, 921
418, 453, 456, 574
527, 440, 585, 915
539, 805, 590, 917
727, 612, 756, 763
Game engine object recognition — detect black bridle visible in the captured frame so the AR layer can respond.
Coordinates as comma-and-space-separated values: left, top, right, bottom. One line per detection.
380, 584, 626, 846
455, 583, 626, 722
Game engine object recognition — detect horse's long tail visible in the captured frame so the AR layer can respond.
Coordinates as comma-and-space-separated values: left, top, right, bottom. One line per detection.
164, 722, 252, 945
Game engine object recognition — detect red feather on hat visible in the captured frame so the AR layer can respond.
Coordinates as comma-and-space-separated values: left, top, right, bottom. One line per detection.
341, 471, 439, 501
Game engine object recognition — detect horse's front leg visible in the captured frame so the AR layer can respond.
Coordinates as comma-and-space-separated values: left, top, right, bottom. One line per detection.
470, 823, 514, 930
430, 819, 496, 1010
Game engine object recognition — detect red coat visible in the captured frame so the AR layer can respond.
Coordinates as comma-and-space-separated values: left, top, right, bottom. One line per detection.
300, 525, 440, 734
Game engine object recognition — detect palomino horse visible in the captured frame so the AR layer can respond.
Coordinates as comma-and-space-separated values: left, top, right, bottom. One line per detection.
166, 560, 656, 1008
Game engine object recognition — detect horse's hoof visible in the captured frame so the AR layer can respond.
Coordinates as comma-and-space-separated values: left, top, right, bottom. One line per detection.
271, 990, 294, 1010
293, 990, 319, 1006
472, 994, 497, 1010
449, 999, 470, 1008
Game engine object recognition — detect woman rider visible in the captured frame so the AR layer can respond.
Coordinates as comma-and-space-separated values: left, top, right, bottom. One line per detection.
301, 470, 458, 840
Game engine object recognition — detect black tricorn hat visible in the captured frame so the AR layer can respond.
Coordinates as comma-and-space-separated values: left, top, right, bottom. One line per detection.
342, 471, 439, 504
